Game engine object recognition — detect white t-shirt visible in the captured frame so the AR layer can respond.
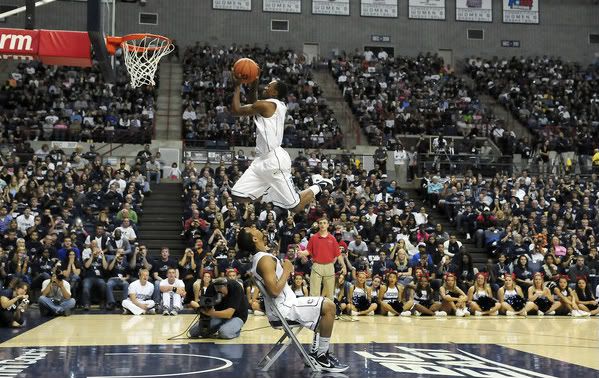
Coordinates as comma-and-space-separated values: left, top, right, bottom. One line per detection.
41, 279, 71, 301
159, 278, 184, 290
128, 280, 154, 301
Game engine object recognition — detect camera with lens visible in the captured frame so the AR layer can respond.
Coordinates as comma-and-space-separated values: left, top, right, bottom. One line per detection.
55, 268, 65, 281
193, 293, 223, 338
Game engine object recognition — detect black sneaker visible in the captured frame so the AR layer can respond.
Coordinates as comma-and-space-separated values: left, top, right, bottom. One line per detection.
311, 174, 334, 192
313, 352, 349, 373
326, 351, 341, 367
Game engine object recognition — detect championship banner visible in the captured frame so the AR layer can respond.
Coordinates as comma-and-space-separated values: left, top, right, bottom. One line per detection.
263, 0, 301, 13
408, 0, 445, 20
313, 0, 350, 16
213, 0, 252, 11
503, 0, 539, 24
361, 0, 398, 18
456, 0, 492, 22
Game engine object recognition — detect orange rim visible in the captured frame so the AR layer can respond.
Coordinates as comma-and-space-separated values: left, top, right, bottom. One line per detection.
105, 33, 172, 55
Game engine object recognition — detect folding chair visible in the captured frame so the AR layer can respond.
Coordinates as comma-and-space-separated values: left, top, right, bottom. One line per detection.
253, 278, 319, 372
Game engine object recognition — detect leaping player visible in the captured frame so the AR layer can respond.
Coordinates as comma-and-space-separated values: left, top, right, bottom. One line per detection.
238, 227, 349, 372
229, 70, 332, 212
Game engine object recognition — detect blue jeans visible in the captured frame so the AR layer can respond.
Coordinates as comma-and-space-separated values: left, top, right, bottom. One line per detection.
189, 317, 244, 339
82, 277, 107, 306
106, 277, 129, 305
38, 296, 76, 315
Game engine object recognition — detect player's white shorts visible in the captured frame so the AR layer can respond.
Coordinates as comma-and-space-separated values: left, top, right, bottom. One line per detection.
275, 296, 324, 331
231, 147, 300, 209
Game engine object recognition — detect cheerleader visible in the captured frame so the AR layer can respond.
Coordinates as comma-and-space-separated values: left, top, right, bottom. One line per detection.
527, 272, 559, 316
553, 276, 590, 316
348, 271, 378, 316
246, 280, 265, 316
334, 273, 348, 316
573, 278, 599, 316
370, 275, 382, 311
498, 274, 534, 316
378, 271, 412, 317
413, 274, 445, 316
290, 273, 308, 298
440, 273, 469, 317
467, 272, 500, 316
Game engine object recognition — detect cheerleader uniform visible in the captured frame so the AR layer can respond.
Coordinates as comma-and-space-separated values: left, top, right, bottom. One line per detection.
532, 289, 552, 313
383, 285, 403, 313
334, 286, 346, 315
414, 288, 433, 308
352, 286, 371, 312
250, 286, 265, 311
504, 288, 526, 311
294, 287, 305, 298
577, 291, 598, 311
473, 289, 497, 311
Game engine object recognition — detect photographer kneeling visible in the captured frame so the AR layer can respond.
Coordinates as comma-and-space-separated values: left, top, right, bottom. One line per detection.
189, 277, 248, 339
38, 267, 76, 317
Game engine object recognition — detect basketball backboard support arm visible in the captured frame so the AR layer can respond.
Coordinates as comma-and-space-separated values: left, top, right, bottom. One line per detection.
88, 0, 116, 83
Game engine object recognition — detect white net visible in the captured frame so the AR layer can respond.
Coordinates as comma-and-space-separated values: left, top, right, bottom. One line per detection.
121, 35, 174, 88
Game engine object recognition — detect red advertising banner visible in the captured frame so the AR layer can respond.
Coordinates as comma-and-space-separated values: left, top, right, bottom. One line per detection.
0, 28, 39, 60
0, 28, 91, 66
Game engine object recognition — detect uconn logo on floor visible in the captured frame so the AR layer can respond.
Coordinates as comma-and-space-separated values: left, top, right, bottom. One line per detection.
0, 348, 51, 377
355, 346, 556, 378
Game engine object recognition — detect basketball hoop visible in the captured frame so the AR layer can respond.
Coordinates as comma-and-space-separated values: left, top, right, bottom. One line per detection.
106, 34, 174, 88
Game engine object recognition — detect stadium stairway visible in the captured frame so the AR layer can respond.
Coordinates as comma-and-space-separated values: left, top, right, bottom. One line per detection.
155, 62, 183, 140
312, 67, 367, 148
137, 183, 187, 258
405, 189, 489, 269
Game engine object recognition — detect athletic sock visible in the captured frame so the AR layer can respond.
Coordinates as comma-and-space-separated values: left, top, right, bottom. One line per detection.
309, 185, 321, 196
310, 332, 320, 354
317, 337, 330, 357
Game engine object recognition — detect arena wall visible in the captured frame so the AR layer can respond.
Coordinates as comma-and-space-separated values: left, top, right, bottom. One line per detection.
2, 0, 598, 64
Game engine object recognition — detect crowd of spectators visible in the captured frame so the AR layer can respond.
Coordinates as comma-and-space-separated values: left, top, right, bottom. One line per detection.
181, 44, 342, 149
423, 169, 599, 316
0, 59, 156, 145
0, 143, 188, 324
329, 50, 503, 147
180, 149, 599, 318
467, 56, 599, 173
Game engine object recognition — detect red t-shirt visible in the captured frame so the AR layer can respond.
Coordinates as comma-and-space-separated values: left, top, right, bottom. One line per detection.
307, 232, 341, 264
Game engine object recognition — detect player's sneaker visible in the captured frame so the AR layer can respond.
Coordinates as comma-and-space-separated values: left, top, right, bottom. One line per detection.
313, 352, 349, 373
311, 174, 334, 192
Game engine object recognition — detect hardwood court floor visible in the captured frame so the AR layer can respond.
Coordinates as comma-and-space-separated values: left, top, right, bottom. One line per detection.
0, 314, 598, 377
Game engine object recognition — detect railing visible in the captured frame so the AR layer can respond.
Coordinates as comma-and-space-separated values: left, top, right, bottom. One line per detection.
417, 153, 514, 177
5, 127, 152, 145
182, 133, 344, 150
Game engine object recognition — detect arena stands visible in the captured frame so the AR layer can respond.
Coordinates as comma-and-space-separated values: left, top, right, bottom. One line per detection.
0, 59, 156, 144
329, 51, 503, 147
467, 56, 599, 173
181, 44, 342, 149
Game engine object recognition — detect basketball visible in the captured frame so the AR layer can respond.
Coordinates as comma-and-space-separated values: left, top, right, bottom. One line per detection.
233, 58, 259, 84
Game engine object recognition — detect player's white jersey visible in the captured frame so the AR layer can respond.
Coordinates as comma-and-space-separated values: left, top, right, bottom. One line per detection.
254, 99, 286, 157
251, 251, 296, 321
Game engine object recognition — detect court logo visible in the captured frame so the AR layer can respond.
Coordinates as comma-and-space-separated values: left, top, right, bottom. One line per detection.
355, 346, 556, 377
0, 348, 51, 377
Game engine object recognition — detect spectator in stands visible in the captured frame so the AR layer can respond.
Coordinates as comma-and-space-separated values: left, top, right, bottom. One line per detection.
82, 246, 108, 311
38, 268, 75, 317
151, 247, 179, 306
105, 249, 130, 311
159, 268, 186, 315
122, 268, 155, 315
